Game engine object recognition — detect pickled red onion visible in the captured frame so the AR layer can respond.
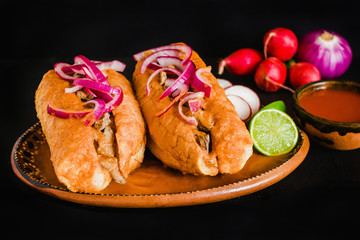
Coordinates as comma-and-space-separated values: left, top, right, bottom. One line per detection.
82, 99, 106, 126
190, 67, 212, 98
147, 56, 185, 72
146, 67, 182, 96
47, 104, 90, 119
83, 88, 97, 98
49, 55, 125, 125
54, 63, 77, 81
140, 49, 185, 75
171, 82, 189, 98
62, 60, 126, 75
134, 43, 215, 125
133, 44, 192, 65
93, 60, 126, 72
178, 92, 205, 126
74, 55, 108, 85
103, 88, 124, 113
157, 56, 185, 71
73, 79, 121, 95
158, 60, 196, 100
65, 85, 83, 93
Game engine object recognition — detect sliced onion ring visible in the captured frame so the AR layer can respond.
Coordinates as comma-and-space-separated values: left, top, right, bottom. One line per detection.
133, 44, 192, 65
158, 60, 196, 100
65, 85, 83, 93
83, 88, 97, 98
73, 79, 121, 95
147, 56, 185, 72
178, 92, 205, 126
91, 90, 113, 102
62, 60, 126, 75
140, 49, 184, 74
164, 78, 176, 87
171, 82, 189, 98
82, 99, 106, 126
190, 66, 212, 98
157, 56, 185, 71
54, 63, 77, 81
47, 104, 90, 119
103, 88, 124, 113
93, 60, 126, 72
74, 55, 108, 84
146, 67, 182, 96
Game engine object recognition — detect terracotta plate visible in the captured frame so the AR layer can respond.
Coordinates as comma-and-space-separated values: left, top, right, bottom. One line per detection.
11, 122, 309, 208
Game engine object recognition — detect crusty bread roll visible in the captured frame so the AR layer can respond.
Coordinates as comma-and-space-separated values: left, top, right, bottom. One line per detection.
35, 69, 146, 193
132, 43, 253, 176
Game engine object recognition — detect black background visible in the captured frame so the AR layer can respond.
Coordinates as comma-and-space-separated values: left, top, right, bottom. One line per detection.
2, 0, 360, 238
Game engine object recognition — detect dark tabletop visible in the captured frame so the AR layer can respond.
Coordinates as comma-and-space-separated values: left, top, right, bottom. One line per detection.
2, 1, 360, 238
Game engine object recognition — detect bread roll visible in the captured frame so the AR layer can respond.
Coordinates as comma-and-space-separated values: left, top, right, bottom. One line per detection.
35, 69, 146, 192
132, 43, 253, 176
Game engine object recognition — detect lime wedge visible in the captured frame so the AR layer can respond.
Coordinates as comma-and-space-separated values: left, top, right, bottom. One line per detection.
245, 100, 286, 126
249, 109, 298, 156
261, 100, 286, 112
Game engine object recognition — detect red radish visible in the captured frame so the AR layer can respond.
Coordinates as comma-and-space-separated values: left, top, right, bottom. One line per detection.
289, 62, 321, 89
218, 48, 263, 75
227, 95, 252, 121
254, 57, 291, 92
217, 78, 233, 89
263, 27, 298, 61
225, 85, 260, 116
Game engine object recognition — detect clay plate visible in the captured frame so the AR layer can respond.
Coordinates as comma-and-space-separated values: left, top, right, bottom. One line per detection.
11, 122, 309, 208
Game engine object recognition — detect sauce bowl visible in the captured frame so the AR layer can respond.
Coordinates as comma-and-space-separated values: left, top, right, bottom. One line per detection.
293, 80, 360, 150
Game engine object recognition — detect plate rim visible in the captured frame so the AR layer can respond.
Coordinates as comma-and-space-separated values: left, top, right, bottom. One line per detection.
11, 122, 309, 208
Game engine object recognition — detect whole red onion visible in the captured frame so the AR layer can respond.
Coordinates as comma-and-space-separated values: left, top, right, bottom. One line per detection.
296, 30, 352, 79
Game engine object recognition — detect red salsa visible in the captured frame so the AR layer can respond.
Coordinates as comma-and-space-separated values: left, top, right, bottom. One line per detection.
299, 88, 360, 123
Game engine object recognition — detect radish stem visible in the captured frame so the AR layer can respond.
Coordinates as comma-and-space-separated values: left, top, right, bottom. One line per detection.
264, 76, 294, 93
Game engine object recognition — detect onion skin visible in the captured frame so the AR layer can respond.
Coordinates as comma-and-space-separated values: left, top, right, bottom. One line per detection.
296, 29, 352, 79
218, 48, 263, 75
254, 57, 287, 92
263, 28, 298, 61
289, 62, 321, 89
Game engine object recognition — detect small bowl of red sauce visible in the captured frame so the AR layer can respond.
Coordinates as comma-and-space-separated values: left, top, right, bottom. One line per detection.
293, 80, 360, 150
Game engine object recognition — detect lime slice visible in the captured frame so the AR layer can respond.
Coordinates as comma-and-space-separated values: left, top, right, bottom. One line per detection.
249, 109, 299, 156
261, 100, 286, 112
